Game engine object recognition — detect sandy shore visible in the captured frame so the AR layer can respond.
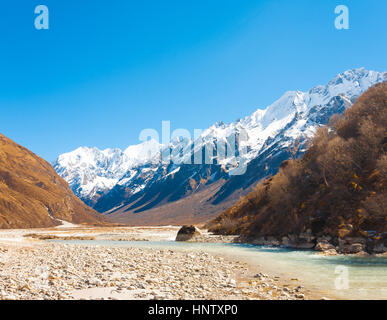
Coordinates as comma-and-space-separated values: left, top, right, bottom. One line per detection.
0, 224, 310, 300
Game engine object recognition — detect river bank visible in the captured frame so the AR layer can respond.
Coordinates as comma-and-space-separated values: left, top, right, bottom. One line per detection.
0, 225, 311, 300
238, 231, 387, 256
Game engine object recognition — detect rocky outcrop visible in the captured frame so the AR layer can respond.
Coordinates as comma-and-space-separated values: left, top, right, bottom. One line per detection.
246, 232, 386, 255
315, 241, 335, 252
338, 238, 367, 254
175, 225, 202, 241
372, 243, 387, 254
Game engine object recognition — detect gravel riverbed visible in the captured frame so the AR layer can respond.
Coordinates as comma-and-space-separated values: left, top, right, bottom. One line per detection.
0, 239, 308, 300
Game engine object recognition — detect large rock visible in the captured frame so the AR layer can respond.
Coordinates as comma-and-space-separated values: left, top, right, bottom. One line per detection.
315, 241, 335, 252
340, 243, 365, 254
372, 243, 387, 254
252, 237, 266, 245
322, 249, 338, 256
175, 225, 202, 241
265, 236, 281, 246
292, 242, 316, 249
280, 234, 315, 249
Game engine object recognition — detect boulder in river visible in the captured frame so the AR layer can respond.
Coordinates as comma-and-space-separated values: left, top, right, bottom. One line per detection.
175, 225, 202, 241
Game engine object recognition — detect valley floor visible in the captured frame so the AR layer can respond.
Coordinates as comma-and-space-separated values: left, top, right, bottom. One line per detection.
0, 224, 314, 300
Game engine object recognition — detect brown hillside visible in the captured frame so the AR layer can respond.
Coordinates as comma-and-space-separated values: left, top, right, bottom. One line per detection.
0, 133, 106, 228
207, 83, 387, 248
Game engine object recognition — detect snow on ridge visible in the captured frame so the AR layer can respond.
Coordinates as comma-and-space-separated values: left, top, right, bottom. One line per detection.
124, 139, 161, 165
54, 68, 387, 201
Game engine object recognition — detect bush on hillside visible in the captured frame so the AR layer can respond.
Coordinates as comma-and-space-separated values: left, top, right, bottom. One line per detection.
207, 82, 387, 240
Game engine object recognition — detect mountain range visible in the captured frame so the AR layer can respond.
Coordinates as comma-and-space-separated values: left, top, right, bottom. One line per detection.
53, 68, 387, 225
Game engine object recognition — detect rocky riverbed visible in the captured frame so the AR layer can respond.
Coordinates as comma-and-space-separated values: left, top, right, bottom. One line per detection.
0, 226, 310, 300
0, 242, 309, 300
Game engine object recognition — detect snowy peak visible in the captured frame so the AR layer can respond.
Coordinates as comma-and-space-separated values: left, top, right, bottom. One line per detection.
254, 68, 386, 127
124, 139, 161, 165
54, 68, 387, 206
313, 68, 387, 103
257, 90, 305, 129
53, 140, 162, 202
236, 68, 386, 145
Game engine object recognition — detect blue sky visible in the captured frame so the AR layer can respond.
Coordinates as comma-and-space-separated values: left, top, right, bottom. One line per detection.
1, 0, 387, 161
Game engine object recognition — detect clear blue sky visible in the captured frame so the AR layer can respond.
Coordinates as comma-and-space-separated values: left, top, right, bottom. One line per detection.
1, 0, 386, 161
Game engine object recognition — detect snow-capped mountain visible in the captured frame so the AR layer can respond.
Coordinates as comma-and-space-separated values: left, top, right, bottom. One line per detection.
53, 68, 387, 222
54, 139, 161, 206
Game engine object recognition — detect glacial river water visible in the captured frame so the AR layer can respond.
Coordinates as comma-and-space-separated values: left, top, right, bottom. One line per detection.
53, 240, 387, 300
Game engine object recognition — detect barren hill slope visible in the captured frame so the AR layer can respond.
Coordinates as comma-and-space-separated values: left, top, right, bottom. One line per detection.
0, 133, 106, 229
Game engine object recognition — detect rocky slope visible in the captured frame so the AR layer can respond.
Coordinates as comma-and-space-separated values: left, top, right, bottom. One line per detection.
54, 68, 387, 225
0, 134, 106, 228
207, 83, 387, 254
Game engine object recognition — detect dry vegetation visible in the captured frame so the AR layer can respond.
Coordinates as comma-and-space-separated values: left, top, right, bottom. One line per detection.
207, 83, 387, 242
0, 134, 106, 228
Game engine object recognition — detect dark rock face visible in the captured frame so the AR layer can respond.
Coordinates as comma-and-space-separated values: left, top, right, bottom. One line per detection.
175, 225, 201, 241
249, 233, 386, 255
